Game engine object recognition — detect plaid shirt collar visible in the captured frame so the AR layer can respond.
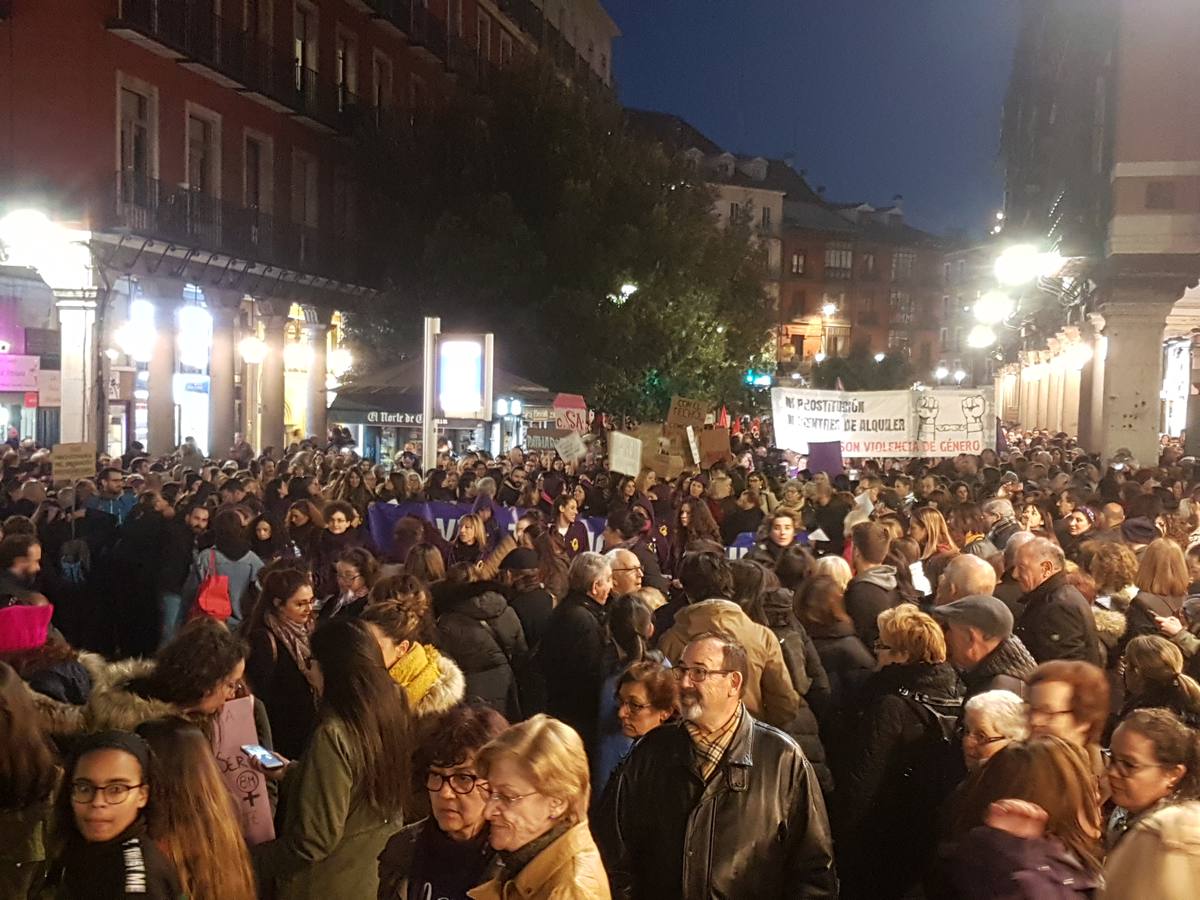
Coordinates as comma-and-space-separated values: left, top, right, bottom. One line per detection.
685, 703, 744, 782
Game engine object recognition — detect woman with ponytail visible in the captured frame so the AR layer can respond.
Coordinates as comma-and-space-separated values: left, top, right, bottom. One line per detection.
1120, 635, 1200, 729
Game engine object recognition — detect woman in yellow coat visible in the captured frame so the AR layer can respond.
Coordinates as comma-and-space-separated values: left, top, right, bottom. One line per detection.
468, 715, 610, 900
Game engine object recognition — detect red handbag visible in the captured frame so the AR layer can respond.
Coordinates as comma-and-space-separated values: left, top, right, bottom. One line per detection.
194, 549, 233, 621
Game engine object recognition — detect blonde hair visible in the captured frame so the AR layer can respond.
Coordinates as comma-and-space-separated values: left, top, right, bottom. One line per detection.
476, 714, 590, 826
812, 555, 852, 592
455, 513, 485, 546
1136, 538, 1189, 599
878, 605, 946, 664
1125, 635, 1200, 715
1089, 542, 1139, 598
911, 508, 959, 560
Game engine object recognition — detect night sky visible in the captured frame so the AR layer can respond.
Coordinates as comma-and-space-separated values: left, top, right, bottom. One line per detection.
604, 0, 1022, 237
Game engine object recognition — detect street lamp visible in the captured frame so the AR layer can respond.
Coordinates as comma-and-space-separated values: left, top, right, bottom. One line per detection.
821, 302, 837, 318
328, 346, 353, 377
934, 365, 949, 384
814, 352, 827, 363
967, 325, 997, 349
874, 352, 885, 363
995, 244, 1064, 286
953, 368, 967, 385
973, 290, 1015, 325
239, 335, 267, 365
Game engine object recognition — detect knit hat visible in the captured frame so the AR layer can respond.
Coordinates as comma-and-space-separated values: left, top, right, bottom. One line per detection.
1121, 517, 1159, 545
0, 603, 52, 653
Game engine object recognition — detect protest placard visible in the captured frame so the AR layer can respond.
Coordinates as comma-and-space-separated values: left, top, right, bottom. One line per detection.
698, 427, 732, 469
667, 395, 706, 428
51, 442, 96, 484
609, 431, 643, 476
555, 431, 586, 461
212, 696, 275, 845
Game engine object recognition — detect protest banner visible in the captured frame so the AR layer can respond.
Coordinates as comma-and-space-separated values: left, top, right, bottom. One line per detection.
807, 441, 845, 477
771, 386, 995, 458
685, 425, 701, 465
552, 393, 589, 433
667, 395, 706, 428
51, 442, 96, 483
608, 431, 643, 477
212, 696, 275, 845
554, 431, 586, 461
698, 426, 733, 469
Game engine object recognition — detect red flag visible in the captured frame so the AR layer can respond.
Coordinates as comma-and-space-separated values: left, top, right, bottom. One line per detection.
717, 406, 730, 429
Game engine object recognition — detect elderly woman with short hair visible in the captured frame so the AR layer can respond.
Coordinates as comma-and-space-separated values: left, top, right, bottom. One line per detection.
961, 689, 1029, 772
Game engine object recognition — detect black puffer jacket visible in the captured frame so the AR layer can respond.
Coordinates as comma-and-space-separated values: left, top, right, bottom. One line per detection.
596, 713, 838, 899
960, 635, 1038, 704
836, 661, 964, 900
435, 580, 528, 721
1016, 571, 1102, 666
538, 590, 608, 752
808, 619, 876, 715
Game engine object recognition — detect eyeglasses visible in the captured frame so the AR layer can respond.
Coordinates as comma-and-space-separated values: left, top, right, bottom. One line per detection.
71, 781, 144, 805
617, 697, 654, 713
485, 789, 538, 807
959, 729, 1008, 747
671, 666, 734, 684
612, 566, 644, 575
1102, 749, 1167, 778
1024, 704, 1074, 721
873, 640, 892, 652
425, 771, 487, 795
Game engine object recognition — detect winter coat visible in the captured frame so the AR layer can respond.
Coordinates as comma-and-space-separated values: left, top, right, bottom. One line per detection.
245, 626, 320, 759
808, 619, 876, 715
46, 818, 182, 900
538, 591, 608, 751
836, 661, 964, 900
960, 635, 1038, 704
844, 565, 902, 648
377, 817, 495, 900
1121, 590, 1186, 656
5, 649, 93, 706
1016, 571, 1102, 666
183, 545, 264, 627
436, 581, 528, 721
986, 518, 1023, 552
596, 712, 838, 900
0, 792, 53, 899
555, 521, 590, 559
657, 599, 800, 730
1100, 801, 1200, 899
962, 535, 1000, 561
994, 572, 1026, 619
469, 822, 609, 900
720, 506, 763, 546
771, 619, 834, 795
312, 528, 368, 597
475, 534, 516, 582
254, 714, 402, 899
935, 825, 1100, 899
388, 645, 466, 720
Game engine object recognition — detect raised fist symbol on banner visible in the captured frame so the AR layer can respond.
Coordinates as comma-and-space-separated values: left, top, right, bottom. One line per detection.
917, 394, 939, 444
962, 396, 985, 442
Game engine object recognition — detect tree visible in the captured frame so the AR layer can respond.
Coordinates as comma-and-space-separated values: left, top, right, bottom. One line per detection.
809, 345, 915, 391
343, 62, 774, 419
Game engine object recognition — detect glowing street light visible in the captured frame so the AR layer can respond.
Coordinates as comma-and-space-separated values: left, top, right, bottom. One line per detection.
967, 325, 998, 349
934, 365, 950, 383
328, 346, 353, 377
874, 352, 886, 363
953, 369, 967, 384
814, 352, 827, 363
821, 302, 837, 318
974, 290, 1015, 325
239, 335, 267, 365
994, 244, 1065, 286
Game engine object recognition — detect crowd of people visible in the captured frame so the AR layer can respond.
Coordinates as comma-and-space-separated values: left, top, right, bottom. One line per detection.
3, 427, 1200, 897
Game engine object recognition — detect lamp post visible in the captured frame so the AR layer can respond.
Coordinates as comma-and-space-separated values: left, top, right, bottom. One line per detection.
934, 364, 949, 385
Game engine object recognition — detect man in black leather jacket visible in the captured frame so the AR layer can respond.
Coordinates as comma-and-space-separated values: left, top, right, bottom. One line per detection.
595, 633, 838, 899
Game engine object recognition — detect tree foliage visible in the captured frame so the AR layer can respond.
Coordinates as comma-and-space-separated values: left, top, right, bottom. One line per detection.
344, 63, 773, 418
809, 345, 915, 391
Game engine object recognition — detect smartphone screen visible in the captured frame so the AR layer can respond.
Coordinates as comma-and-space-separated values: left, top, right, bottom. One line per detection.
241, 743, 286, 770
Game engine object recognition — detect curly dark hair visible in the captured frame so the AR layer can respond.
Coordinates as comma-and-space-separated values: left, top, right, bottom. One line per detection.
142, 618, 247, 706
414, 701, 509, 775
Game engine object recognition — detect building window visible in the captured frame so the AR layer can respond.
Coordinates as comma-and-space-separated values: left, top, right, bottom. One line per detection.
953, 328, 963, 352
293, 3, 318, 93
942, 295, 950, 319
824, 243, 853, 280
118, 84, 155, 205
891, 249, 916, 281
729, 202, 741, 224
334, 168, 356, 238
956, 259, 966, 280
889, 289, 913, 324
243, 133, 272, 212
761, 206, 772, 230
292, 151, 318, 228
943, 261, 952, 282
335, 31, 357, 111
939, 327, 949, 350
499, 32, 513, 67
887, 331, 910, 354
1145, 181, 1177, 210
477, 13, 492, 59
790, 251, 806, 276
371, 52, 392, 121
447, 0, 463, 36
861, 252, 875, 277
793, 290, 806, 316
862, 294, 874, 311
186, 111, 219, 196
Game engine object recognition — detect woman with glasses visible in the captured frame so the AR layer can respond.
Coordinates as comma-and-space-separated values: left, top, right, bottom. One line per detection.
1101, 708, 1200, 896
244, 566, 323, 758
471, 715, 610, 900
960, 689, 1028, 772
320, 546, 380, 621
254, 618, 410, 899
47, 730, 182, 898
377, 703, 509, 900
1026, 660, 1111, 797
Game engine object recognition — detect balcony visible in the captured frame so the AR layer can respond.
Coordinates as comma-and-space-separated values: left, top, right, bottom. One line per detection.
104, 173, 365, 285
109, 0, 350, 133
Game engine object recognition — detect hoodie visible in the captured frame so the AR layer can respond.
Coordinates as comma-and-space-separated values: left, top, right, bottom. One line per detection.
844, 564, 901, 648
656, 599, 800, 730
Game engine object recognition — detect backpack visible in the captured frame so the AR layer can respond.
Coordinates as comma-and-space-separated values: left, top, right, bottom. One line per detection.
895, 686, 964, 806
192, 549, 232, 621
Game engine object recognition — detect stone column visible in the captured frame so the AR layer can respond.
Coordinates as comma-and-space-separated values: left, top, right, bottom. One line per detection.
1076, 316, 1102, 450
1187, 332, 1200, 457
1036, 354, 1051, 429
260, 314, 288, 454
147, 289, 181, 456
1099, 282, 1180, 462
55, 291, 97, 444
304, 319, 329, 444
208, 296, 239, 461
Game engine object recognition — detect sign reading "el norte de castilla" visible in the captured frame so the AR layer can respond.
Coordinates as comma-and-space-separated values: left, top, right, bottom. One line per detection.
771, 387, 995, 458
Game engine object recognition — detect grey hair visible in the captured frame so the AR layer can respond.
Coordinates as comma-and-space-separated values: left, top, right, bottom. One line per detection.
475, 476, 497, 499
982, 498, 1014, 520
1004, 530, 1036, 568
604, 547, 639, 567
568, 551, 612, 594
964, 690, 1029, 741
1021, 536, 1065, 572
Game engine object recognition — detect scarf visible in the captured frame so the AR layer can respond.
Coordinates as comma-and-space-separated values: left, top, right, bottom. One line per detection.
266, 612, 323, 698
496, 821, 571, 883
388, 643, 442, 710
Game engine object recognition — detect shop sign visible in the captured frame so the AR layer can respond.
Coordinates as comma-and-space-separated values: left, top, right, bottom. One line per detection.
36, 369, 61, 406
366, 411, 423, 426
0, 354, 40, 391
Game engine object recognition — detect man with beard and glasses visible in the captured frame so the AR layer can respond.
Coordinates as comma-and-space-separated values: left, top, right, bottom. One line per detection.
596, 633, 837, 899
0, 533, 44, 605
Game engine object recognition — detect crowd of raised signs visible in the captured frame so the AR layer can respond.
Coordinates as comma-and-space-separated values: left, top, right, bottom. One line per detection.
4, 425, 1200, 898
